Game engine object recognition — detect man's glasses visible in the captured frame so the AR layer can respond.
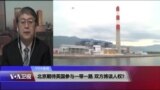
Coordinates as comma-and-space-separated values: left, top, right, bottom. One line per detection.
19, 19, 35, 26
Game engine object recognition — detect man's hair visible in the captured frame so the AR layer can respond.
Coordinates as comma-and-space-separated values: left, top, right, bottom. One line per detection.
16, 7, 38, 24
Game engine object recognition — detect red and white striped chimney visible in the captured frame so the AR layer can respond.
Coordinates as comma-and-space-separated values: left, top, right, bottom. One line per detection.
116, 6, 121, 53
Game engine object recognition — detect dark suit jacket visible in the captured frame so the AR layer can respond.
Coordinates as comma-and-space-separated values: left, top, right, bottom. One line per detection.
2, 38, 52, 66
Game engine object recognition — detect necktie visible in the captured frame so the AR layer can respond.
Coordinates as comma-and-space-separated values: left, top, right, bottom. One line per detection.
23, 47, 29, 66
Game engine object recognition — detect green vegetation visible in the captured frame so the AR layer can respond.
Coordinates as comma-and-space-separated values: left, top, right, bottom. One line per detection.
147, 52, 160, 54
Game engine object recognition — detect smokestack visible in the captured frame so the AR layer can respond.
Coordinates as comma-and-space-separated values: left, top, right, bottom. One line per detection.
116, 6, 121, 53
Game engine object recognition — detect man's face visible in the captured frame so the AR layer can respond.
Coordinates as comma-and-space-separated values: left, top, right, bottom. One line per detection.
18, 13, 36, 41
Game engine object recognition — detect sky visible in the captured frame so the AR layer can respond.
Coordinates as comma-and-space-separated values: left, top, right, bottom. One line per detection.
54, 1, 160, 46
5, 1, 53, 29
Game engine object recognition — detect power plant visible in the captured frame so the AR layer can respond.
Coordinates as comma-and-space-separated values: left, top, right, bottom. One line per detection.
54, 6, 127, 55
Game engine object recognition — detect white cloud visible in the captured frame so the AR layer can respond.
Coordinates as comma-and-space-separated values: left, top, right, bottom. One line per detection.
122, 39, 159, 46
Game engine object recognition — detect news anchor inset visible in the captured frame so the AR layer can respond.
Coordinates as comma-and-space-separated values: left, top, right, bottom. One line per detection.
2, 7, 52, 66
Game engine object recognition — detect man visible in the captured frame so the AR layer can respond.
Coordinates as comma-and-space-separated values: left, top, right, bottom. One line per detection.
2, 7, 52, 66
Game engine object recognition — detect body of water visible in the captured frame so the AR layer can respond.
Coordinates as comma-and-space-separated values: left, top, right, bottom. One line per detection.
54, 57, 160, 66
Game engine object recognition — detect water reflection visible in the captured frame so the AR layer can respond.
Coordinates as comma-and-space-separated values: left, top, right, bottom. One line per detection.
54, 57, 160, 66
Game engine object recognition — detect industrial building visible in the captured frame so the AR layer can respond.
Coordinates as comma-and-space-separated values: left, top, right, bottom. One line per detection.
60, 45, 89, 55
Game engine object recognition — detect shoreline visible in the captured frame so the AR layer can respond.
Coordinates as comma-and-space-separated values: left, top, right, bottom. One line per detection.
53, 54, 160, 59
